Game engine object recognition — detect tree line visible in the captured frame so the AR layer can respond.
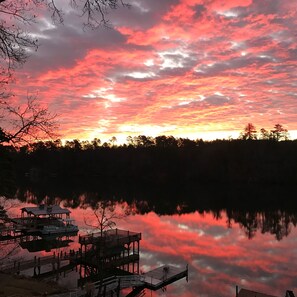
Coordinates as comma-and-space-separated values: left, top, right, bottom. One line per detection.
0, 126, 296, 196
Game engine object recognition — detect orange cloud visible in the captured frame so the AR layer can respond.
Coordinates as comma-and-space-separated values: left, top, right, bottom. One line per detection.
8, 0, 297, 142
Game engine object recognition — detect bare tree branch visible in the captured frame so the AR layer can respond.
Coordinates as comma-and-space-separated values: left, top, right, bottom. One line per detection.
0, 0, 129, 80
84, 200, 130, 236
0, 94, 58, 145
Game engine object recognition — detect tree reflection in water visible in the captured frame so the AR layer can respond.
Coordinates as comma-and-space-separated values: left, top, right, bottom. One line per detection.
3, 187, 297, 297
13, 184, 297, 241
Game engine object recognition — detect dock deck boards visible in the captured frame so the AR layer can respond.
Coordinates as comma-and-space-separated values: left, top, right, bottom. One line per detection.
142, 264, 188, 290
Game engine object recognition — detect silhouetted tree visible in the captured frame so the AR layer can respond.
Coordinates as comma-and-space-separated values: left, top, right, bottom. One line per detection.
155, 135, 178, 147
65, 139, 82, 151
177, 137, 197, 148
0, 1, 39, 96
91, 138, 101, 149
240, 123, 257, 140
0, 95, 57, 145
270, 124, 289, 141
126, 136, 136, 147
109, 136, 117, 147
84, 200, 130, 236
260, 128, 270, 140
0, 127, 9, 143
134, 135, 154, 147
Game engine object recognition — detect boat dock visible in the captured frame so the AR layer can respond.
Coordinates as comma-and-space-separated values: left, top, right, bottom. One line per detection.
79, 229, 141, 276
8, 205, 78, 236
141, 264, 188, 290
0, 250, 78, 276
1, 204, 189, 296
72, 265, 188, 297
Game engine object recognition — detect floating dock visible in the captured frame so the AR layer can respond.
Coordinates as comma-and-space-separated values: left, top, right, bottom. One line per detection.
141, 264, 188, 290
78, 264, 188, 297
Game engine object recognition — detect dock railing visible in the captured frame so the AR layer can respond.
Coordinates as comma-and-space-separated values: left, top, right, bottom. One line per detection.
79, 229, 141, 247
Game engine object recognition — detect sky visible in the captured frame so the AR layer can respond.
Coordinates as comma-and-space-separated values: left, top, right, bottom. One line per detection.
12, 0, 297, 143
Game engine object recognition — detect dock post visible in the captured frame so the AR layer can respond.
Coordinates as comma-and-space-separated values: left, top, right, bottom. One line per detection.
103, 284, 107, 297
38, 257, 41, 275
52, 255, 56, 271
117, 278, 121, 297
57, 253, 60, 271
17, 262, 20, 275
33, 256, 37, 276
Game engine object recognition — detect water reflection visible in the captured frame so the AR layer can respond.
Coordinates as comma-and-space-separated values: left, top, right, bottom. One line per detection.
2, 197, 297, 297
15, 186, 297, 241
117, 211, 297, 297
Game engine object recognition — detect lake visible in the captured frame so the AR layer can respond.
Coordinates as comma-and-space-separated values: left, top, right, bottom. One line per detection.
1, 193, 297, 297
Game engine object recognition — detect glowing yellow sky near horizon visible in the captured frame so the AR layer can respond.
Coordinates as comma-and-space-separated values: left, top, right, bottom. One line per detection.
61, 129, 297, 145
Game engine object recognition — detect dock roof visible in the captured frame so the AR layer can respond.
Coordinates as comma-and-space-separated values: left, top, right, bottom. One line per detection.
21, 205, 71, 216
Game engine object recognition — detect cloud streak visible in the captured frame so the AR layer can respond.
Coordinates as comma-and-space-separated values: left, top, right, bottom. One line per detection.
11, 0, 297, 141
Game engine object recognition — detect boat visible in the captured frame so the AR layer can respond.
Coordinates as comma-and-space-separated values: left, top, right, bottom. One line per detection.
41, 218, 79, 235
11, 204, 79, 236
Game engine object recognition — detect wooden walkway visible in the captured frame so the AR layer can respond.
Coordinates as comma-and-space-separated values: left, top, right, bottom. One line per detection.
141, 264, 188, 290
0, 251, 78, 275
77, 264, 188, 297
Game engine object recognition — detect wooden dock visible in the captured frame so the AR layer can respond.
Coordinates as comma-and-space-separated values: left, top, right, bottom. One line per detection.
0, 223, 188, 296
0, 250, 78, 275
141, 264, 188, 290
79, 229, 141, 277
76, 264, 188, 297
79, 229, 142, 247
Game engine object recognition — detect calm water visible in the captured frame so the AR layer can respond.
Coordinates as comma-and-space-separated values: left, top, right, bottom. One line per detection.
2, 197, 297, 297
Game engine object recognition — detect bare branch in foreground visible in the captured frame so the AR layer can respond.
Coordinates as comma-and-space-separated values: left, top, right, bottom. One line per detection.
0, 94, 58, 145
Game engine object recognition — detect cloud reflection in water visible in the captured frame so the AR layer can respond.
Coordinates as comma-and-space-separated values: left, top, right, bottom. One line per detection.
5, 201, 297, 297
108, 211, 297, 297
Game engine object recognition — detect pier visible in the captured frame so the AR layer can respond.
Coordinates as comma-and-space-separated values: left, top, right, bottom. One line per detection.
79, 229, 141, 277
141, 264, 188, 290
73, 265, 188, 297
1, 205, 189, 297
0, 251, 77, 276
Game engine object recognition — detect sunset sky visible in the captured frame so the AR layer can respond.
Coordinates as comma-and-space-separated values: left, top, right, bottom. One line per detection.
13, 0, 297, 143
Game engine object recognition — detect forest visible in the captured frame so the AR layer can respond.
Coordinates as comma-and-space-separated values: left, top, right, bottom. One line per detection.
1, 131, 297, 195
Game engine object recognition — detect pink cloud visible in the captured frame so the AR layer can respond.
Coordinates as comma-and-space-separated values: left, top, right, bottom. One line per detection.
6, 0, 297, 141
